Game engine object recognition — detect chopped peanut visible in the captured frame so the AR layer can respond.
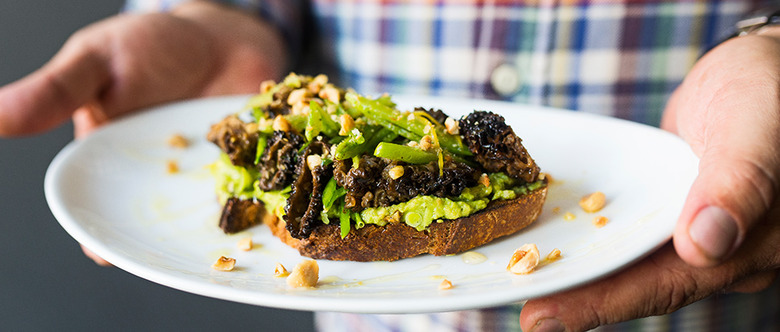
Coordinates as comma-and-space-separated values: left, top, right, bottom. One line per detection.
507, 243, 540, 275
244, 122, 259, 133
579, 191, 606, 213
212, 256, 236, 271
307, 154, 323, 171
563, 212, 576, 221
307, 74, 328, 93
593, 216, 609, 228
287, 260, 319, 288
551, 207, 561, 214
274, 263, 290, 277
419, 135, 433, 151
406, 112, 416, 121
167, 134, 190, 148
166, 160, 179, 174
237, 237, 253, 251
444, 117, 460, 135
319, 85, 341, 104
259, 80, 276, 93
546, 248, 562, 262
439, 279, 453, 290
287, 88, 311, 106
384, 210, 402, 224
291, 101, 308, 115
272, 115, 291, 132
479, 173, 490, 187
388, 165, 405, 179
339, 114, 355, 136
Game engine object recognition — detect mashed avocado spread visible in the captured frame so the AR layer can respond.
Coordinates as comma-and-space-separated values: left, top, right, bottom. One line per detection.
211, 153, 544, 232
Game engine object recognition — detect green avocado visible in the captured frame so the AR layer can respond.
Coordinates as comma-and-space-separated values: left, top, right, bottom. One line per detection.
357, 173, 544, 231
211, 153, 544, 232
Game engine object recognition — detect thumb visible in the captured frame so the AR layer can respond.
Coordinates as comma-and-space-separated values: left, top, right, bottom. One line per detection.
0, 37, 110, 137
669, 79, 780, 267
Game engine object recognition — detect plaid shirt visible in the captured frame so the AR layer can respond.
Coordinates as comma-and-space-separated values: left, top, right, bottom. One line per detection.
125, 1, 780, 331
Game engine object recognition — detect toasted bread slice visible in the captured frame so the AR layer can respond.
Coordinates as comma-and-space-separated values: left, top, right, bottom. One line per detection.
221, 181, 547, 262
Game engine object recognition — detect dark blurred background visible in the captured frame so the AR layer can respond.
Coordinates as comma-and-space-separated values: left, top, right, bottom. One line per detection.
0, 2, 314, 330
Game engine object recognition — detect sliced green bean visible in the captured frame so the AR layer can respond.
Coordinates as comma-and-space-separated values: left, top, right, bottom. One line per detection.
373, 142, 438, 164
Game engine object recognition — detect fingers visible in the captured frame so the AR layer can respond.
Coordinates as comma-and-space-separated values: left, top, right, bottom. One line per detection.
520, 217, 780, 331
0, 38, 110, 137
80, 245, 112, 267
664, 35, 780, 267
672, 86, 780, 267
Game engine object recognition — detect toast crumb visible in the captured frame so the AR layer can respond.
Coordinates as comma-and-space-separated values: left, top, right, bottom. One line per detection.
212, 256, 236, 271
287, 260, 319, 288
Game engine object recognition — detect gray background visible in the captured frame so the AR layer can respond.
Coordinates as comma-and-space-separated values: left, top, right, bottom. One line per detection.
0, 1, 314, 330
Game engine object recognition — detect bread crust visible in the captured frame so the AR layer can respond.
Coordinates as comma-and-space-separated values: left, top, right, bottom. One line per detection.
260, 182, 547, 261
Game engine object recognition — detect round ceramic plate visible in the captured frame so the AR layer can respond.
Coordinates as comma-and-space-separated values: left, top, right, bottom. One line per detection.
45, 95, 698, 313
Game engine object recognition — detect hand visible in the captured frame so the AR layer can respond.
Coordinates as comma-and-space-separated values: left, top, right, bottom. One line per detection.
0, 1, 286, 138
519, 27, 780, 331
0, 1, 287, 265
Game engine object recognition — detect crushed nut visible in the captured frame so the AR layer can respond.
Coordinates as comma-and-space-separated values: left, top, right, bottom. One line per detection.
259, 80, 276, 94
307, 154, 323, 171
439, 279, 453, 290
388, 165, 405, 179
211, 256, 236, 271
406, 141, 419, 148
286, 260, 319, 288
407, 112, 416, 121
319, 85, 341, 104
339, 114, 355, 136
168, 134, 190, 148
272, 115, 291, 132
307, 74, 328, 93
593, 216, 609, 228
579, 191, 606, 213
274, 263, 290, 277
419, 135, 434, 151
563, 212, 576, 221
244, 122, 259, 133
479, 173, 491, 187
237, 237, 253, 251
507, 243, 540, 275
287, 88, 311, 106
551, 207, 561, 214
546, 248, 562, 262
444, 117, 460, 135
166, 160, 179, 174
291, 101, 309, 115
384, 210, 402, 224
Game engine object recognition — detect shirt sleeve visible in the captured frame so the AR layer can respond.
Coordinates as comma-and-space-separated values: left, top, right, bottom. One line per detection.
122, 0, 306, 58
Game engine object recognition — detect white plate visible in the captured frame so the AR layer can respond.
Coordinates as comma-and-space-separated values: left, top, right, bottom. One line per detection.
45, 95, 698, 314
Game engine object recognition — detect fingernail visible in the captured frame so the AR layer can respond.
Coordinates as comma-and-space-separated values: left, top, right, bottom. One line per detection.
688, 206, 738, 260
531, 318, 565, 332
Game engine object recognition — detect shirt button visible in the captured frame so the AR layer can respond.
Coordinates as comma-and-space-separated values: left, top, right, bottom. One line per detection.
490, 63, 521, 97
